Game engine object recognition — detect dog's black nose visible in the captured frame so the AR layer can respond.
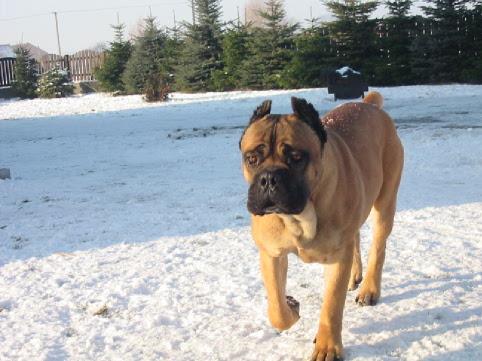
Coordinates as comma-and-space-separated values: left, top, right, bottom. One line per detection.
259, 169, 282, 193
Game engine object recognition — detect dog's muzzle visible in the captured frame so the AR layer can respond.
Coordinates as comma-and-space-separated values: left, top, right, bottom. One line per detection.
247, 167, 308, 216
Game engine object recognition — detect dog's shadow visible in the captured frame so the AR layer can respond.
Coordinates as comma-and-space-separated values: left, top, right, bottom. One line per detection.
346, 310, 481, 360
380, 273, 481, 305
344, 274, 482, 359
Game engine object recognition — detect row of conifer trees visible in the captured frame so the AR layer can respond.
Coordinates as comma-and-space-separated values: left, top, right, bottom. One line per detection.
13, 0, 482, 100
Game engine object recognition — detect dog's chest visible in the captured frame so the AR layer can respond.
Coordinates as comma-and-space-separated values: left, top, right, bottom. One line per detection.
252, 202, 343, 263
295, 243, 340, 264
251, 214, 298, 257
252, 202, 331, 260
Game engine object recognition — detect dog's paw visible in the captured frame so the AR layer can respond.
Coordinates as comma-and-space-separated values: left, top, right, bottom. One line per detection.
286, 295, 300, 314
348, 274, 362, 291
310, 333, 344, 361
355, 284, 380, 306
268, 295, 300, 331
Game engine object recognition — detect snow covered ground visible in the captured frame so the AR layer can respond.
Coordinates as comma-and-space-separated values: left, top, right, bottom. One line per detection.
0, 85, 481, 360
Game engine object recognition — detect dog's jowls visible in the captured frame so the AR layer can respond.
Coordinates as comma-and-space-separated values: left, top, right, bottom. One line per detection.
239, 92, 403, 360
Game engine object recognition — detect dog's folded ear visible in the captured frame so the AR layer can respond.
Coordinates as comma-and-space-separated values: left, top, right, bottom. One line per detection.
291, 97, 318, 122
291, 97, 327, 146
250, 100, 272, 123
240, 100, 272, 149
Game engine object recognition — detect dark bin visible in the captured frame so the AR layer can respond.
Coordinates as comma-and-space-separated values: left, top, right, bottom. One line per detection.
327, 67, 368, 101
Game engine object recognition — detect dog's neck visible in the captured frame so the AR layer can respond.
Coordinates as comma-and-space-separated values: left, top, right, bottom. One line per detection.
277, 201, 317, 247
312, 133, 342, 212
279, 134, 342, 248
262, 133, 343, 252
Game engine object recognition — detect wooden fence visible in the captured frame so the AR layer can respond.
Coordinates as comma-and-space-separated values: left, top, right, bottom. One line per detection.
69, 51, 105, 82
38, 51, 105, 82
0, 51, 105, 87
0, 58, 16, 87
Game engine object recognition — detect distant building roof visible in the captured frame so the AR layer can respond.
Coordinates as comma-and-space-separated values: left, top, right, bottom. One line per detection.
14, 43, 48, 61
0, 44, 16, 58
71, 49, 103, 57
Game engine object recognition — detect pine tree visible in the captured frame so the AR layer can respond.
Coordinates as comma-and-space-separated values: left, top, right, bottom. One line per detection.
122, 17, 171, 99
237, 28, 267, 89
94, 24, 132, 92
421, 0, 471, 82
239, 0, 297, 89
379, 0, 414, 84
37, 67, 73, 98
281, 26, 334, 88
165, 22, 183, 70
213, 23, 251, 90
462, 0, 482, 82
386, 0, 412, 16
473, 1, 482, 81
409, 15, 435, 83
175, 0, 224, 91
324, 0, 379, 77
12, 47, 38, 98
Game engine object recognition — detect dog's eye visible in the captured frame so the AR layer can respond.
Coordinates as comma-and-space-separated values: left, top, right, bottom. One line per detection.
246, 154, 259, 167
290, 151, 303, 162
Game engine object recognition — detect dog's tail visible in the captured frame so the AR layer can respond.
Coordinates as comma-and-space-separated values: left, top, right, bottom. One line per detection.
363, 91, 383, 109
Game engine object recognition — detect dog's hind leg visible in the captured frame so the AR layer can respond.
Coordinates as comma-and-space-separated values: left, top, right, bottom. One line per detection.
348, 231, 363, 291
357, 138, 403, 306
356, 204, 394, 306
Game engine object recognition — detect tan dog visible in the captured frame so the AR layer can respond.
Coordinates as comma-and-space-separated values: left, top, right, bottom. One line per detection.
239, 91, 403, 360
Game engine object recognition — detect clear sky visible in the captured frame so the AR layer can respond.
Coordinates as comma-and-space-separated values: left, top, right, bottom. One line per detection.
0, 0, 423, 54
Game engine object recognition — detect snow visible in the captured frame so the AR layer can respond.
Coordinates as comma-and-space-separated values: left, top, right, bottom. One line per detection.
0, 45, 16, 59
0, 88, 311, 120
1, 85, 481, 360
336, 66, 361, 77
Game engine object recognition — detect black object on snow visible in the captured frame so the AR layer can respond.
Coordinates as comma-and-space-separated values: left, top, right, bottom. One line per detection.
327, 66, 368, 101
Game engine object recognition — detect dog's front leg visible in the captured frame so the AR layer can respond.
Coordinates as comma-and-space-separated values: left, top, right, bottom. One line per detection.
311, 243, 353, 361
259, 251, 300, 331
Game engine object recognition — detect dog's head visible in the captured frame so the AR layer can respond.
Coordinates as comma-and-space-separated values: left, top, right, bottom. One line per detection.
239, 97, 327, 216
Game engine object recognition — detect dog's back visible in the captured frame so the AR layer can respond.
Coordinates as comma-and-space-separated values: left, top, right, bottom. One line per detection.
322, 91, 391, 136
321, 90, 404, 223
321, 91, 401, 173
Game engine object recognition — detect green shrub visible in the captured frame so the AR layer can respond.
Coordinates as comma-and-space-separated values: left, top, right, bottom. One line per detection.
37, 67, 74, 98
12, 47, 38, 99
94, 24, 132, 92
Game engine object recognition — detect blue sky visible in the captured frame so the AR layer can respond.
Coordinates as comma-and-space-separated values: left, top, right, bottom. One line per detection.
0, 0, 423, 54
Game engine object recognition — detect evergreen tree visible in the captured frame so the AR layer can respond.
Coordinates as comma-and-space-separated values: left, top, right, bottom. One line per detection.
165, 22, 183, 70
421, 0, 471, 82
176, 0, 224, 91
409, 15, 435, 83
462, 0, 482, 82
386, 0, 411, 16
473, 1, 482, 81
213, 23, 251, 90
281, 26, 334, 88
378, 0, 414, 84
237, 27, 267, 89
37, 67, 73, 98
94, 24, 132, 92
122, 17, 171, 99
12, 47, 38, 98
239, 0, 297, 89
324, 0, 379, 78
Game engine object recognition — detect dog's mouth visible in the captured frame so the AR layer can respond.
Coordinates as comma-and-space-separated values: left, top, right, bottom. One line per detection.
250, 199, 279, 215
250, 198, 305, 216
263, 200, 282, 214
